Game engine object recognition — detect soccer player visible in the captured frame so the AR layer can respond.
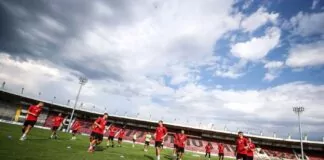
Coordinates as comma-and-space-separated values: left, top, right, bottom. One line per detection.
218, 143, 225, 160
176, 130, 187, 160
173, 133, 179, 157
132, 132, 137, 148
71, 119, 81, 140
107, 124, 118, 147
50, 113, 64, 139
235, 131, 248, 160
247, 138, 255, 160
88, 113, 108, 153
154, 120, 168, 160
20, 102, 44, 141
205, 142, 212, 160
117, 128, 125, 147
144, 132, 152, 152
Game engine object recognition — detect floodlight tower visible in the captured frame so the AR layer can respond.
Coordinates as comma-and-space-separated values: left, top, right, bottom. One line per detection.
293, 106, 305, 160
67, 77, 88, 131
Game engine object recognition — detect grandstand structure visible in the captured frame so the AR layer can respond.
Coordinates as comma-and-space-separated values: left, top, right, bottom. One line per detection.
0, 89, 323, 160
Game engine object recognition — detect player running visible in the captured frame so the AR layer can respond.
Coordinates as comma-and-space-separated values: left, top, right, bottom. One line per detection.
176, 130, 187, 160
173, 133, 179, 157
235, 131, 248, 160
107, 124, 118, 147
71, 119, 81, 140
247, 138, 255, 160
88, 113, 108, 153
205, 142, 212, 160
20, 102, 44, 141
154, 120, 168, 160
50, 113, 64, 139
144, 132, 152, 152
218, 143, 225, 160
132, 132, 137, 148
117, 128, 125, 147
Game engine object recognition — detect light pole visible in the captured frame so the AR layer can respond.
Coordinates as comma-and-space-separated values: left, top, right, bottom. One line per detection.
21, 87, 24, 94
293, 106, 305, 160
67, 77, 88, 131
2, 81, 5, 90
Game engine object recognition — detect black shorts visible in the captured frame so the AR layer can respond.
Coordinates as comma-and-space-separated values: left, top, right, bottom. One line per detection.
155, 141, 162, 148
91, 132, 103, 141
118, 138, 122, 141
174, 144, 178, 148
72, 130, 77, 134
108, 136, 114, 141
24, 120, 36, 127
219, 153, 224, 157
145, 141, 150, 145
51, 126, 59, 131
236, 153, 247, 160
132, 139, 136, 142
177, 147, 185, 153
246, 156, 253, 160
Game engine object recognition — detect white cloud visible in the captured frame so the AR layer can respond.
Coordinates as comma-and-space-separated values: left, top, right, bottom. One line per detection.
231, 27, 281, 61
214, 59, 247, 79
241, 7, 279, 32
286, 41, 324, 67
311, 0, 320, 10
264, 61, 284, 69
290, 11, 324, 36
263, 61, 284, 81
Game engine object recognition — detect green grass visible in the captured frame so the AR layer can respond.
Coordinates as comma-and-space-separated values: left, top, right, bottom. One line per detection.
0, 122, 233, 160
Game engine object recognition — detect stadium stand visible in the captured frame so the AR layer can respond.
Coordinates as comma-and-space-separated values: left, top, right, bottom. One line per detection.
0, 89, 323, 160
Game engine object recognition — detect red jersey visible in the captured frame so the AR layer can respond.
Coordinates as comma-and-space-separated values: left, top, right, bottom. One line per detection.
218, 144, 224, 153
118, 130, 125, 138
155, 126, 167, 142
176, 133, 187, 148
236, 137, 248, 155
72, 121, 81, 131
92, 117, 107, 134
26, 105, 42, 121
205, 144, 212, 153
108, 126, 118, 137
53, 116, 64, 127
174, 134, 178, 145
247, 142, 255, 157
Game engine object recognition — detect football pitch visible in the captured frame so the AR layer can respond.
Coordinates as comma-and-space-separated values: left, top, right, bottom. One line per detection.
0, 122, 233, 160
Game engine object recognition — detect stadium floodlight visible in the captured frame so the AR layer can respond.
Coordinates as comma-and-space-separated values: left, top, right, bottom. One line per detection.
136, 113, 139, 118
293, 106, 305, 160
67, 99, 70, 106
67, 76, 88, 132
38, 92, 41, 97
2, 81, 5, 89
21, 87, 24, 94
149, 114, 152, 120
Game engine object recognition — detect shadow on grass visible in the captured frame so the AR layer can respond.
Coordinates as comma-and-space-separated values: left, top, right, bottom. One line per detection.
95, 146, 106, 152
144, 154, 154, 160
163, 154, 174, 160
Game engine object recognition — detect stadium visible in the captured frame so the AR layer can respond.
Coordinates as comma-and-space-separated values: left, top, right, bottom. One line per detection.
0, 87, 323, 160
1, 0, 324, 160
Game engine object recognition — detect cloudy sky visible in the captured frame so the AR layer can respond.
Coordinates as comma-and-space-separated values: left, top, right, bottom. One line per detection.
1, 0, 324, 140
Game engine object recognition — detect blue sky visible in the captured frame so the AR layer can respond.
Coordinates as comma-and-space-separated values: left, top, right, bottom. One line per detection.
0, 0, 324, 140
